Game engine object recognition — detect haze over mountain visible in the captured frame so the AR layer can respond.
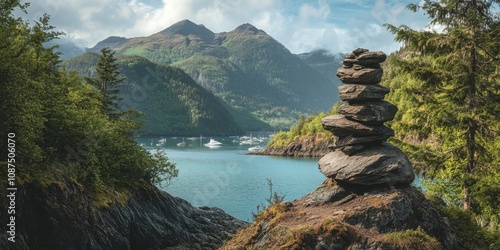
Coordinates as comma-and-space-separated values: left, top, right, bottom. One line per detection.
83, 20, 341, 130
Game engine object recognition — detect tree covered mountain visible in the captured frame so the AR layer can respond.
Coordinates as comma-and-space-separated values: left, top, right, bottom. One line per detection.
297, 49, 345, 81
64, 52, 245, 136
86, 19, 340, 129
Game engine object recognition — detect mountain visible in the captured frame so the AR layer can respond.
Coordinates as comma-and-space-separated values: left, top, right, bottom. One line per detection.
91, 36, 128, 52
87, 20, 341, 130
64, 52, 246, 136
45, 37, 86, 59
298, 49, 345, 81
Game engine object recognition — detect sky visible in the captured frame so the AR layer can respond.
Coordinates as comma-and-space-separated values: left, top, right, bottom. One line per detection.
22, 0, 431, 54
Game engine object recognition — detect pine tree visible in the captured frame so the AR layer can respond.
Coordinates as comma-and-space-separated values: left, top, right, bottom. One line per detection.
85, 48, 125, 118
386, 0, 500, 211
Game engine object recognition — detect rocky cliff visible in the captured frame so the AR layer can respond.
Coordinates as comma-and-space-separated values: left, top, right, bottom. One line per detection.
0, 175, 246, 250
223, 49, 458, 249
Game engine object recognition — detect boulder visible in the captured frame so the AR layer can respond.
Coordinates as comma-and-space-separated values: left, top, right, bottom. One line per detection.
338, 84, 390, 101
318, 142, 415, 187
352, 48, 369, 55
336, 67, 383, 84
342, 50, 386, 68
357, 51, 387, 62
338, 101, 398, 124
342, 58, 381, 68
322, 115, 394, 138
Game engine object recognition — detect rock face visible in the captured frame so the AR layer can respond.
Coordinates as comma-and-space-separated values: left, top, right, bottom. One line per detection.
222, 48, 458, 250
0, 176, 247, 250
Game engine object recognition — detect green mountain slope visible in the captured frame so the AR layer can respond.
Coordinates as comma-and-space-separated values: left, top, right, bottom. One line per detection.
297, 49, 345, 81
87, 19, 340, 129
64, 52, 244, 136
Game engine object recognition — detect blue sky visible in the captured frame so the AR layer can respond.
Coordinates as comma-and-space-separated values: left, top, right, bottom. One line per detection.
24, 0, 430, 54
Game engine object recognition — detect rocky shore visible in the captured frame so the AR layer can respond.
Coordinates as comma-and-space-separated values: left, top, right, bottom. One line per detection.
253, 133, 332, 157
0, 175, 247, 250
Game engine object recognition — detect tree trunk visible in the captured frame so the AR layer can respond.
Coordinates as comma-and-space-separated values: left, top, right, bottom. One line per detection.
464, 22, 478, 210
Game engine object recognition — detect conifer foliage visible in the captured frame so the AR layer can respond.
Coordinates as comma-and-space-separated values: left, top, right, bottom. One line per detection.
85, 48, 125, 118
0, 1, 178, 204
385, 0, 499, 222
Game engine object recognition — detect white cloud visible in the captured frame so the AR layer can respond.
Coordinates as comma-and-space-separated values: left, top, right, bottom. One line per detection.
299, 0, 330, 21
23, 0, 430, 54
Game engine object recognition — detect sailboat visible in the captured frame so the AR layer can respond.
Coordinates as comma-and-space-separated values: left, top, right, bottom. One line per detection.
177, 138, 186, 147
204, 138, 222, 148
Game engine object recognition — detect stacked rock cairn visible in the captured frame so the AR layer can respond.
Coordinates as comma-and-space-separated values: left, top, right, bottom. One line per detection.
319, 48, 414, 191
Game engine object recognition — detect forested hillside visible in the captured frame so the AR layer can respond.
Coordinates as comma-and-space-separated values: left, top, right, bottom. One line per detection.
64, 53, 245, 136
85, 20, 339, 129
0, 0, 179, 206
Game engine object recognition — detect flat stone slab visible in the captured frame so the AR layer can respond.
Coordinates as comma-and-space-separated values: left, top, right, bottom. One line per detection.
337, 67, 383, 84
338, 101, 398, 124
322, 115, 394, 138
343, 50, 387, 67
318, 142, 415, 187
338, 84, 390, 101
332, 135, 392, 148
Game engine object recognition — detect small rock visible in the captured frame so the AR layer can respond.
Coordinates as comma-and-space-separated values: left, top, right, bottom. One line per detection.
338, 84, 390, 102
322, 115, 394, 138
333, 135, 391, 149
336, 67, 383, 84
357, 51, 387, 62
338, 101, 398, 124
352, 48, 369, 55
343, 58, 382, 67
339, 144, 366, 155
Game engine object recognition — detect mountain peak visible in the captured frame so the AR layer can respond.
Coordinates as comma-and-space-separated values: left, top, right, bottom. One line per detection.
90, 36, 127, 52
160, 19, 214, 38
233, 23, 265, 35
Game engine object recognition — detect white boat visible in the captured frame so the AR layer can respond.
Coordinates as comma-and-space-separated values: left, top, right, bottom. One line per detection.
248, 145, 265, 152
204, 138, 222, 148
156, 137, 166, 146
187, 137, 198, 141
177, 138, 186, 147
239, 139, 259, 145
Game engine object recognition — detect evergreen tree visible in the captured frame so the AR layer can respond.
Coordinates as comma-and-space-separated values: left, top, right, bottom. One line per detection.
385, 0, 500, 212
85, 48, 125, 118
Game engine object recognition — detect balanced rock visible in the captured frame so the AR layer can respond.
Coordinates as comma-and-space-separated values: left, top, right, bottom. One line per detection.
318, 142, 415, 187
338, 84, 390, 102
336, 67, 383, 84
357, 51, 387, 61
322, 115, 394, 138
338, 101, 398, 124
333, 135, 393, 149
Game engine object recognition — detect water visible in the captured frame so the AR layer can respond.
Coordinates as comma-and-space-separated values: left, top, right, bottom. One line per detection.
137, 136, 424, 222
138, 136, 324, 222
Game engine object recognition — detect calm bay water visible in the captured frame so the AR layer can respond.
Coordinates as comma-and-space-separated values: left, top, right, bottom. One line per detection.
138, 136, 324, 222
138, 136, 423, 222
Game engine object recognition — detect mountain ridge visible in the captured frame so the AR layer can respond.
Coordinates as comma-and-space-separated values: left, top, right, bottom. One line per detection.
83, 19, 341, 130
